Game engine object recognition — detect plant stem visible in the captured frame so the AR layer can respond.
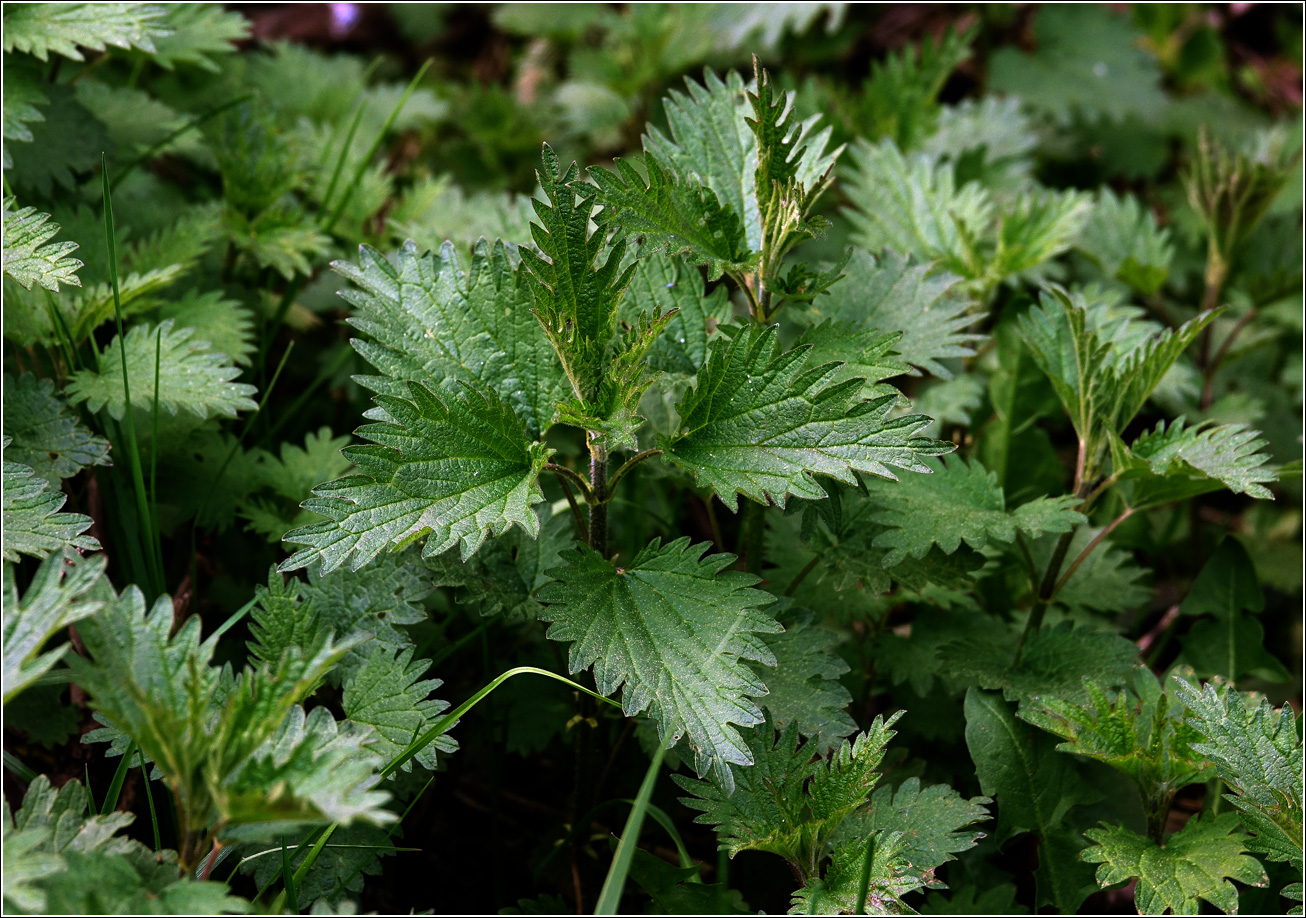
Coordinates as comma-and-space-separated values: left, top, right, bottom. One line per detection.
604, 449, 662, 498
589, 436, 608, 557
544, 462, 594, 504
1201, 305, 1256, 411
1013, 528, 1075, 666
1052, 508, 1134, 597
784, 555, 820, 597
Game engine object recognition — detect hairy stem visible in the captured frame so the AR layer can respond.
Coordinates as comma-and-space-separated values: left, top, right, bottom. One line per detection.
604, 449, 662, 498
544, 462, 594, 504
1052, 508, 1134, 598
589, 437, 608, 557
784, 555, 820, 597
1013, 527, 1076, 665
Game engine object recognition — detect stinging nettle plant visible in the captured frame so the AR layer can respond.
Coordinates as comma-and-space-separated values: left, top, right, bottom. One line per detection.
1, 6, 1301, 915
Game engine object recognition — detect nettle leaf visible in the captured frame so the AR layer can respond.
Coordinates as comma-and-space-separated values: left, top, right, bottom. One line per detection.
1176, 539, 1289, 683
65, 320, 258, 422
673, 715, 901, 879
1018, 670, 1211, 802
865, 456, 1084, 567
158, 289, 256, 366
1113, 418, 1277, 507
1017, 288, 1217, 447
943, 622, 1139, 705
342, 645, 456, 774
838, 778, 991, 874
1173, 680, 1304, 873
3, 777, 246, 916
2, 548, 105, 702
539, 537, 780, 788
964, 688, 1099, 913
427, 504, 573, 622
2, 60, 49, 169
750, 610, 857, 752
387, 176, 537, 257
2, 197, 83, 291
842, 138, 992, 279
811, 248, 981, 380
1082, 814, 1268, 915
663, 324, 953, 511
620, 251, 732, 376
792, 321, 908, 400
988, 4, 1166, 125
141, 2, 248, 72
800, 779, 991, 913
644, 68, 758, 248
625, 847, 748, 915
858, 24, 975, 151
589, 154, 755, 281
281, 382, 551, 573
239, 822, 390, 910
341, 238, 568, 441
301, 546, 431, 684
1028, 525, 1151, 616
1076, 188, 1173, 296
246, 569, 323, 674
991, 188, 1094, 283
71, 579, 387, 842
1, 2, 171, 61
922, 96, 1037, 188
3, 373, 111, 486
2, 444, 100, 563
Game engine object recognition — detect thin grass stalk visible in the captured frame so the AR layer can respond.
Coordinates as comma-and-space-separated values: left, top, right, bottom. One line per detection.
594, 744, 668, 915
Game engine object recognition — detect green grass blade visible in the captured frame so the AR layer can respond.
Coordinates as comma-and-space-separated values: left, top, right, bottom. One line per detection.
855, 833, 877, 915
149, 326, 163, 585
139, 748, 161, 851
99, 739, 137, 814
3, 750, 39, 783
595, 744, 668, 915
84, 764, 98, 815
102, 155, 163, 599
281, 837, 298, 914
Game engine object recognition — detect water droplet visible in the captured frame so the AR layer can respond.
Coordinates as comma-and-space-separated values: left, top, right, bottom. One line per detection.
1093, 62, 1108, 78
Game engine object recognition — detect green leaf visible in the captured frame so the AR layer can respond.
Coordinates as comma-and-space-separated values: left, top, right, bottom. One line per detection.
588, 153, 755, 281
790, 831, 933, 915
663, 324, 953, 511
2, 373, 111, 486
5, 84, 106, 198
520, 146, 634, 394
255, 427, 353, 506
1173, 680, 1303, 872
65, 319, 258, 422
281, 381, 551, 573
811, 248, 980, 380
625, 847, 749, 914
837, 777, 991, 877
1, 60, 49, 169
3, 547, 106, 703
1114, 419, 1278, 506
842, 139, 992, 279
750, 610, 857, 752
943, 622, 1139, 705
1018, 671, 1211, 803
387, 176, 537, 256
539, 537, 780, 788
342, 238, 569, 441
1016, 287, 1216, 448
620, 251, 732, 376
644, 69, 758, 248
2, 197, 83, 291
673, 715, 900, 877
246, 569, 324, 674
426, 504, 573, 622
301, 547, 431, 684
1082, 813, 1268, 915
988, 4, 1167, 125
71, 579, 387, 842
964, 688, 1099, 912
1076, 189, 1173, 296
2, 445, 100, 563
991, 188, 1094, 283
792, 321, 909, 400
140, 2, 248, 71
239, 823, 392, 910
865, 456, 1084, 566
922, 96, 1037, 188
158, 289, 255, 366
1176, 540, 1289, 682
2, 3, 171, 61
342, 645, 457, 773
860, 25, 975, 151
